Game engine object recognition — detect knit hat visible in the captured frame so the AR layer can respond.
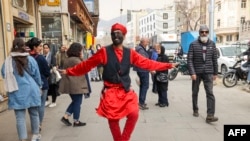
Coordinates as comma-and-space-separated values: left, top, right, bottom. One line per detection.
199, 25, 209, 31
111, 23, 127, 35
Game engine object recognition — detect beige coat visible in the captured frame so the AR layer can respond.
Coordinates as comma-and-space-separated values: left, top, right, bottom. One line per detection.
59, 57, 89, 94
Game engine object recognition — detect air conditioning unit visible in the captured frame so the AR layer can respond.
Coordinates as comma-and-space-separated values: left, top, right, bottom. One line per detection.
12, 0, 27, 12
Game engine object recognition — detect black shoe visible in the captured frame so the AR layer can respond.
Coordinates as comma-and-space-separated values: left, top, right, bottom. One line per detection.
206, 115, 218, 123
193, 111, 199, 117
139, 104, 149, 110
155, 103, 159, 106
61, 117, 72, 126
73, 121, 86, 127
159, 103, 168, 107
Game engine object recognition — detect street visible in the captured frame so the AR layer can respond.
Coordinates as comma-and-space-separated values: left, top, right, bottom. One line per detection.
1, 70, 250, 141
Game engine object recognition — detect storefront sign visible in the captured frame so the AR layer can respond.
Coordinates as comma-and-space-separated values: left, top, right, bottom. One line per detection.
18, 11, 29, 21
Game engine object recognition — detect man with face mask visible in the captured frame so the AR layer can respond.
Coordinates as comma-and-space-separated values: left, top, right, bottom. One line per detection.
187, 25, 218, 123
58, 23, 178, 141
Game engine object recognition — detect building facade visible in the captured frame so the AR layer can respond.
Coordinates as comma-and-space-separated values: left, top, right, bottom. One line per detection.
0, 0, 99, 111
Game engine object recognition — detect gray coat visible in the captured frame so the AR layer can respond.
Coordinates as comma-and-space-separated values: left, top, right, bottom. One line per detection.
59, 57, 89, 94
133, 44, 149, 72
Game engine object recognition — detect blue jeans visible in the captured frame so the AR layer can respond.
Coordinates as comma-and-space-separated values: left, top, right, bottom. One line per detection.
66, 94, 83, 122
137, 72, 149, 105
14, 107, 40, 140
39, 89, 48, 125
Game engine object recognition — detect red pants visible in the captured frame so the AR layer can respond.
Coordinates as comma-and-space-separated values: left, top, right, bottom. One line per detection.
108, 110, 139, 141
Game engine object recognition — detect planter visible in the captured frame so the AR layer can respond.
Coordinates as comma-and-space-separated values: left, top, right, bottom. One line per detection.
0, 97, 8, 113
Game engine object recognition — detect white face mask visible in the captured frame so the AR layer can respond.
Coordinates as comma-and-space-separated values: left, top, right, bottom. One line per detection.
200, 36, 208, 43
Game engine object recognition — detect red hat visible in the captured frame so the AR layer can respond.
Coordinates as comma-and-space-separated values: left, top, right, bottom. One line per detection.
111, 23, 127, 35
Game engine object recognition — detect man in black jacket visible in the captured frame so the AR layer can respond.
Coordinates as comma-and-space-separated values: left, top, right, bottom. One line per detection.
187, 25, 218, 123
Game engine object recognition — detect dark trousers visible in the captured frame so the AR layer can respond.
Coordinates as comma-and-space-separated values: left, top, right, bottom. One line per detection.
47, 84, 59, 103
192, 74, 215, 115
151, 73, 157, 93
156, 81, 168, 104
137, 72, 149, 105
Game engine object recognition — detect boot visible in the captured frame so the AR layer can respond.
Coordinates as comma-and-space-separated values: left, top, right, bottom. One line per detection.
193, 110, 199, 117
206, 115, 218, 123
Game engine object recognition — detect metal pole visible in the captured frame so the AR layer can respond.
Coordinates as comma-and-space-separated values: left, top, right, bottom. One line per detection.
209, 0, 214, 40
120, 0, 123, 23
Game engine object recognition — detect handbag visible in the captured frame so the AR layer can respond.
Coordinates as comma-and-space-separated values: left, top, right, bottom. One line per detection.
156, 72, 168, 83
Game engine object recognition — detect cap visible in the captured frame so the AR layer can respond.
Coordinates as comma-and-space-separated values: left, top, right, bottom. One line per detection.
199, 25, 209, 31
111, 23, 127, 35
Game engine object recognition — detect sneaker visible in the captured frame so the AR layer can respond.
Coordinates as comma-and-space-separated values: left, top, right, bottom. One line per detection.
31, 134, 41, 141
48, 103, 57, 108
206, 115, 218, 123
61, 117, 72, 126
73, 121, 86, 127
45, 101, 50, 107
193, 111, 199, 117
139, 104, 149, 110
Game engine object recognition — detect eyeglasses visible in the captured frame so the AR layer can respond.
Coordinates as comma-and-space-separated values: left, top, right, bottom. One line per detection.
200, 31, 209, 34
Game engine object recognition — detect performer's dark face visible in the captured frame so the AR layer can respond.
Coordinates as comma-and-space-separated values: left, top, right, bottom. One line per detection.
111, 31, 124, 46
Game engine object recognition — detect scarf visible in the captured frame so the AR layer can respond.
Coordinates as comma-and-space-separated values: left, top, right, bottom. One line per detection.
3, 52, 29, 92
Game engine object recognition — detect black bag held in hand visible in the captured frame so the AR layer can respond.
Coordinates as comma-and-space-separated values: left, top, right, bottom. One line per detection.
156, 72, 168, 83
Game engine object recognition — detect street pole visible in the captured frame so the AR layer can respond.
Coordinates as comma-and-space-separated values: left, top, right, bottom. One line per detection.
209, 0, 214, 40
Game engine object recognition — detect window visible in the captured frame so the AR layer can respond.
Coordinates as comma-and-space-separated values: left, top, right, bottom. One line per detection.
163, 23, 168, 29
163, 13, 168, 19
217, 19, 220, 27
226, 35, 232, 41
217, 1, 221, 11
241, 17, 245, 23
241, 0, 246, 8
41, 15, 62, 44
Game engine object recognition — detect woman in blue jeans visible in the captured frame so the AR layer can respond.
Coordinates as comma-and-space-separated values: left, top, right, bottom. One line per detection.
59, 43, 90, 126
1, 38, 42, 141
26, 37, 50, 131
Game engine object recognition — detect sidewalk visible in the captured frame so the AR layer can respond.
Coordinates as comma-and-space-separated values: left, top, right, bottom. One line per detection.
1, 71, 250, 141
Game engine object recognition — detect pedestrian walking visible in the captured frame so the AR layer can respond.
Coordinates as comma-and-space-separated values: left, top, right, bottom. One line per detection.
59, 42, 89, 127
43, 43, 59, 108
133, 37, 150, 110
1, 38, 42, 141
187, 25, 219, 123
26, 37, 51, 131
58, 23, 177, 141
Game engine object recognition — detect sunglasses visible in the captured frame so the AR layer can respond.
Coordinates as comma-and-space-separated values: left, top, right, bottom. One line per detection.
200, 31, 209, 34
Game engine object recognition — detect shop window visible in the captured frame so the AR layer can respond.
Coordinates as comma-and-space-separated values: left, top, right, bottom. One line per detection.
14, 20, 36, 42
41, 15, 62, 44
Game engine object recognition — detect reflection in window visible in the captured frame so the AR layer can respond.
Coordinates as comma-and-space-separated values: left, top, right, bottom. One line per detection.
41, 15, 62, 44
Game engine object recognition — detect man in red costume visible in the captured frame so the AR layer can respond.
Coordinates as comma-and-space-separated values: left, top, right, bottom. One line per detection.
59, 23, 178, 141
